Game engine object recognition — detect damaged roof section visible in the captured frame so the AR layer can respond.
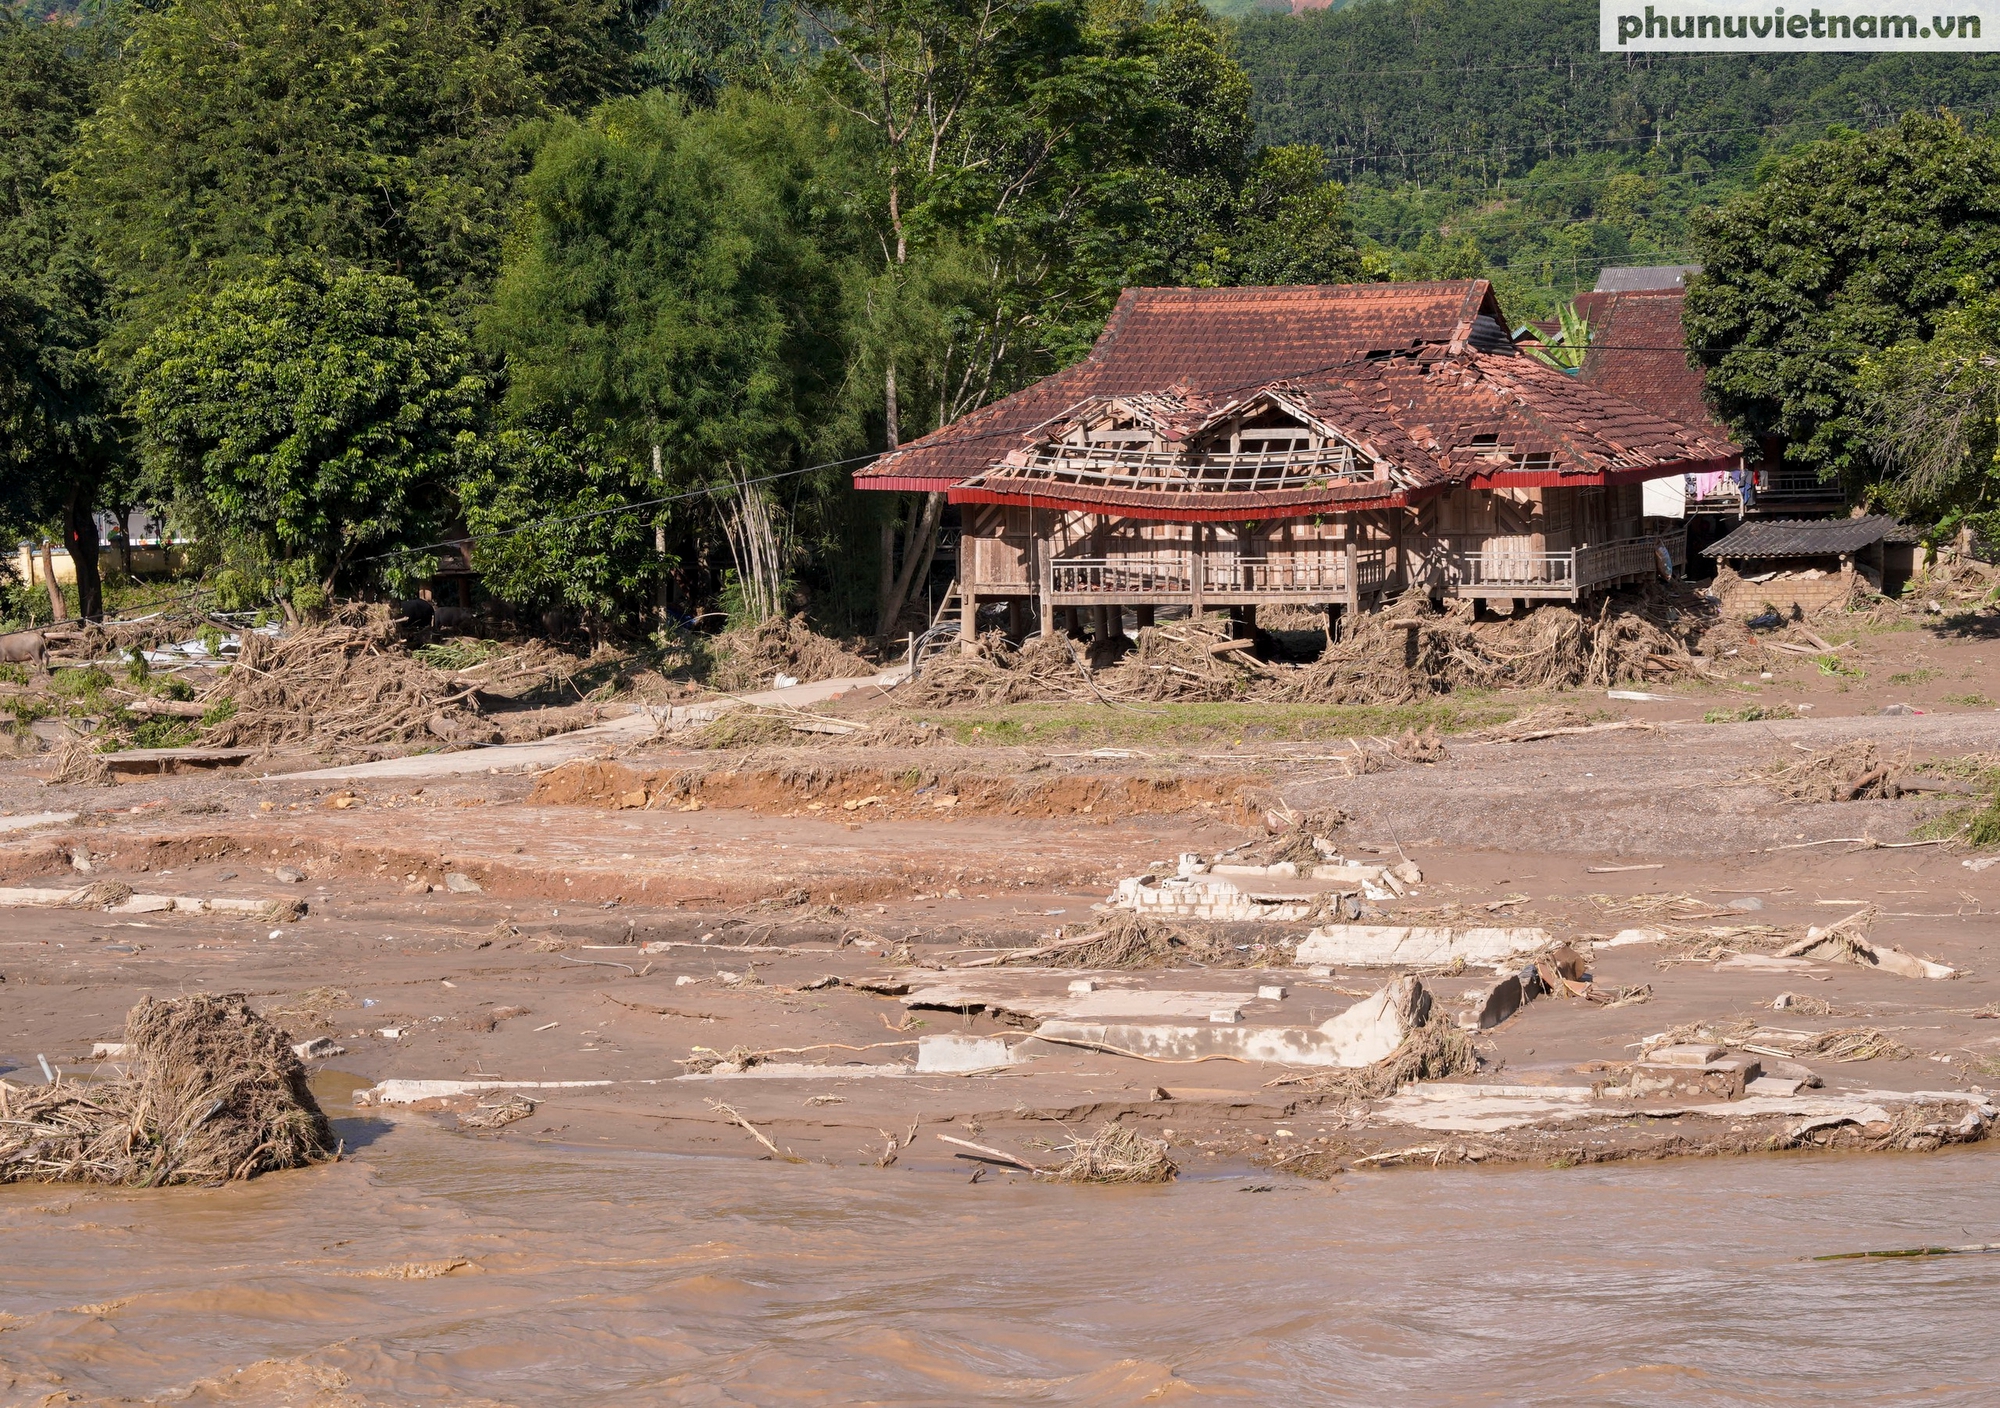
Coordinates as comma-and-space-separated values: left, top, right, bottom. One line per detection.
857, 280, 1513, 491
949, 347, 1742, 524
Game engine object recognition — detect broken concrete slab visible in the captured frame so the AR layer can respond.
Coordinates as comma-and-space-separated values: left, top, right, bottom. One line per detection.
1294, 925, 1550, 968
1458, 973, 1527, 1031
1374, 1083, 1599, 1132
915, 1035, 1014, 1073
901, 979, 1276, 1023
292, 1037, 345, 1060
0, 811, 77, 835
0, 886, 306, 920
356, 1078, 617, 1105
1035, 976, 1430, 1068
1599, 928, 1667, 948
1109, 872, 1330, 922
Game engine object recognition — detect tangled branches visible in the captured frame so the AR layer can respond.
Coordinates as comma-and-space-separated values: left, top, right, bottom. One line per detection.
0, 993, 335, 1186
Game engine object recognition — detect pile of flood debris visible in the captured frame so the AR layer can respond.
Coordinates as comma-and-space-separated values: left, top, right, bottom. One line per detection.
0, 993, 336, 1186
899, 585, 1712, 708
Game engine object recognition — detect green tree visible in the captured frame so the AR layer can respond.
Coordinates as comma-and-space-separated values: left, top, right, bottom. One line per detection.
0, 7, 122, 618
479, 92, 857, 624
1686, 113, 2000, 486
65, 0, 636, 357
455, 420, 662, 624
1857, 285, 2000, 536
132, 263, 486, 613
1220, 144, 1364, 285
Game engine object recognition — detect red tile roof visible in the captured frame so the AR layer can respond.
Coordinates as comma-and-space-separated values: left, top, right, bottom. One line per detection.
1573, 289, 1738, 446
949, 347, 1741, 523
858, 281, 1511, 490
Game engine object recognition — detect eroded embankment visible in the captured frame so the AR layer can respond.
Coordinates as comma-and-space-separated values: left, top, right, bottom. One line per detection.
528, 759, 1266, 822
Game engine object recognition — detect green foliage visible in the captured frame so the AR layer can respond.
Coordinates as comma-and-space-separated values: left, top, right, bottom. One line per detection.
0, 7, 121, 549
1856, 284, 2000, 531
133, 262, 486, 595
1527, 301, 1592, 372
457, 422, 663, 619
66, 0, 637, 353
1703, 703, 1797, 722
1234, 0, 2000, 312
1687, 113, 2000, 490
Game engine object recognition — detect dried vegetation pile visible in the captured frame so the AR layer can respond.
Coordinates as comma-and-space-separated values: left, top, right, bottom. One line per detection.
0, 994, 336, 1186
1764, 741, 1907, 802
901, 587, 1710, 708
198, 607, 489, 755
706, 615, 878, 693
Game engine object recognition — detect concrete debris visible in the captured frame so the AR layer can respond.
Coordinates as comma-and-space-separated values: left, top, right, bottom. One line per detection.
1375, 1083, 1600, 1133
1294, 925, 1549, 968
291, 1037, 345, 1060
0, 886, 306, 921
902, 978, 1277, 1023
444, 872, 484, 894
915, 1035, 1015, 1073
1600, 928, 1667, 948
1458, 973, 1527, 1030
274, 867, 305, 884
355, 1078, 617, 1105
1109, 872, 1329, 922
1036, 976, 1432, 1068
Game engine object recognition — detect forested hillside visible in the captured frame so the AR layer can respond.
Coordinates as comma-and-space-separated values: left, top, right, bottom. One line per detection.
1234, 0, 2000, 315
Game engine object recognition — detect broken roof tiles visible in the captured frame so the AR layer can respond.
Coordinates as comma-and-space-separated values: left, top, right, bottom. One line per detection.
1573, 288, 1736, 446
950, 347, 1740, 524
857, 281, 1512, 490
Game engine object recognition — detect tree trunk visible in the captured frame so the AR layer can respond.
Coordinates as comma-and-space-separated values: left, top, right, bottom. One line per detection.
40, 542, 66, 621
64, 485, 103, 620
874, 363, 902, 638
112, 501, 135, 578
652, 445, 668, 625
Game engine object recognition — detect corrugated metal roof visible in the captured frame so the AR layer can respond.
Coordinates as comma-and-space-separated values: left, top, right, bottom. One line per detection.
1593, 264, 1701, 292
1703, 515, 1903, 558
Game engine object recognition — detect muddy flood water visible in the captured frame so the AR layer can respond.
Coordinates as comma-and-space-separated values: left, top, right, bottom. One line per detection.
5, 1088, 2000, 1407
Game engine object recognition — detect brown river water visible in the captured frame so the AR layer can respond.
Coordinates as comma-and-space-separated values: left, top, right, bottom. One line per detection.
6, 1091, 2000, 1406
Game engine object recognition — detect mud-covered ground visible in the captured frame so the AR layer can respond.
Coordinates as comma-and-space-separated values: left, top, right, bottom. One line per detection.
5, 611, 2000, 1184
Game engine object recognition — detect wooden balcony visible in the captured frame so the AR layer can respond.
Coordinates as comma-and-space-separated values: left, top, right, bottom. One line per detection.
1432, 532, 1682, 600
1039, 546, 1390, 607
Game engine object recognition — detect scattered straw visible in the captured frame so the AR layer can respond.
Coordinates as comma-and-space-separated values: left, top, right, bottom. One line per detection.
1046, 1122, 1177, 1183
1798, 1028, 1913, 1062
45, 737, 113, 786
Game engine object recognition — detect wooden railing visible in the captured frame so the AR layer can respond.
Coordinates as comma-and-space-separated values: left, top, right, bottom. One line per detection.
1044, 547, 1389, 599
1431, 532, 1681, 598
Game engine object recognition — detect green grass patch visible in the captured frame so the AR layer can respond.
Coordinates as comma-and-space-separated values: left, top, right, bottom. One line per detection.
199, 698, 237, 727
917, 696, 1530, 747
1943, 692, 1996, 707
1888, 668, 1941, 685
1703, 703, 1798, 723
1815, 654, 1864, 679
415, 637, 507, 671
1914, 791, 2000, 848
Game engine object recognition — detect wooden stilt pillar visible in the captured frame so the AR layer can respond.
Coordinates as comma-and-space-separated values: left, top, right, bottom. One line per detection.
1134, 605, 1155, 630
1007, 597, 1027, 640
960, 589, 978, 652
1039, 594, 1055, 638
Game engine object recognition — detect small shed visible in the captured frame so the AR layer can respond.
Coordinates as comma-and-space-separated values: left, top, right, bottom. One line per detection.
1702, 515, 1920, 611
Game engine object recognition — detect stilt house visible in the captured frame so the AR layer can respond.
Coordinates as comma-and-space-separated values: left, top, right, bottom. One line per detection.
856, 281, 1740, 642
